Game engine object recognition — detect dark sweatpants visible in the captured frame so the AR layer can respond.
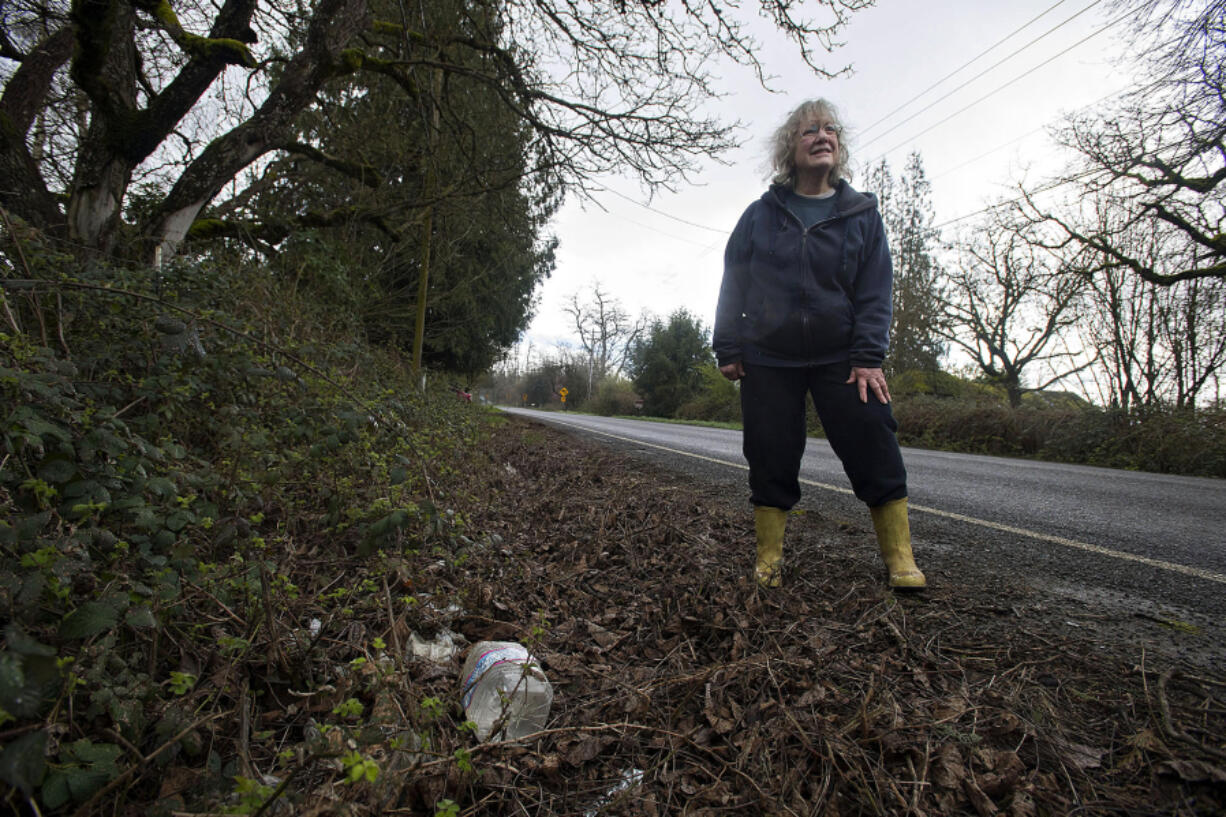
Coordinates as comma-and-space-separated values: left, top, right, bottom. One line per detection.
740, 362, 907, 510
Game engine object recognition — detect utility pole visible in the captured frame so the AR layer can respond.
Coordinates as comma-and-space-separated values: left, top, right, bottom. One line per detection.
411, 66, 444, 382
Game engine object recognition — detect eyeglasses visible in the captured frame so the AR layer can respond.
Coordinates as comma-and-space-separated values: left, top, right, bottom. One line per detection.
800, 123, 840, 140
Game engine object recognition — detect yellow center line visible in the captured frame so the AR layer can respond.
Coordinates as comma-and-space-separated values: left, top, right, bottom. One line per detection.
528, 414, 1226, 586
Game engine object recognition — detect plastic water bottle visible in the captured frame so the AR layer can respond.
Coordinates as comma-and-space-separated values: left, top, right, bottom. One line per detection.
459, 641, 553, 741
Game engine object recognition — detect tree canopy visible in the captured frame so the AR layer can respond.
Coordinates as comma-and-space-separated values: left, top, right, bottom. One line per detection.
2, 0, 876, 374
1020, 0, 1224, 286
1, 0, 875, 262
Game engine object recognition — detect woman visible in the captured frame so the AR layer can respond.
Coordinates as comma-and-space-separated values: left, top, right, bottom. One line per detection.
712, 98, 926, 590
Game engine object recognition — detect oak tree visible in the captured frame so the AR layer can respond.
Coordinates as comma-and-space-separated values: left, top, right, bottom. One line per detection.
1, 0, 876, 262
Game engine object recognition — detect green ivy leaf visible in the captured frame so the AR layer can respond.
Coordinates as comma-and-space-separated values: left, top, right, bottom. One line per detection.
37, 456, 77, 484
124, 606, 158, 629
13, 408, 71, 443
0, 650, 59, 719
145, 477, 177, 498
0, 729, 48, 796
41, 739, 121, 809
107, 496, 146, 513
15, 510, 52, 542
165, 511, 193, 532
59, 600, 124, 640
133, 508, 160, 531
4, 625, 56, 657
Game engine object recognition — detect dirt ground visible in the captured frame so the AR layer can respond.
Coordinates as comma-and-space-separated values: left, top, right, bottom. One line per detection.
159, 415, 1226, 817
343, 415, 1222, 817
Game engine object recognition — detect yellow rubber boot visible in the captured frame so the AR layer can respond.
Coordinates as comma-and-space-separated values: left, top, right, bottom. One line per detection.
754, 506, 787, 588
869, 498, 927, 589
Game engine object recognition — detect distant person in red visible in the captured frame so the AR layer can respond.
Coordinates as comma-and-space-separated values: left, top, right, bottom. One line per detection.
713, 99, 926, 590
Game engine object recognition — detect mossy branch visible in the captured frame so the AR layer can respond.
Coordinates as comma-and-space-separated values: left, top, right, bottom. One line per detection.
327, 48, 423, 100
371, 19, 427, 44
135, 0, 256, 68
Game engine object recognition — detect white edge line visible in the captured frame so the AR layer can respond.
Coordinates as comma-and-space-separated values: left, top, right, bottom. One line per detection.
521, 413, 1226, 586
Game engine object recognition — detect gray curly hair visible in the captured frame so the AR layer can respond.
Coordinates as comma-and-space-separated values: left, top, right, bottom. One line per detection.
767, 98, 852, 187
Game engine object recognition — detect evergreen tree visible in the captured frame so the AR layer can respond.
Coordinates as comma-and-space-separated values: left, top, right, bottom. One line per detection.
629, 310, 713, 417
237, 0, 559, 375
864, 153, 945, 376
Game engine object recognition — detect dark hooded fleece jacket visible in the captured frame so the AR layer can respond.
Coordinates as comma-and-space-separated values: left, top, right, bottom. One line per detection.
713, 180, 894, 370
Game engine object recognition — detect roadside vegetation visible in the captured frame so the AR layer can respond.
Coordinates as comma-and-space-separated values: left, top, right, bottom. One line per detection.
4, 249, 1225, 815
0, 237, 498, 813
488, 359, 1226, 478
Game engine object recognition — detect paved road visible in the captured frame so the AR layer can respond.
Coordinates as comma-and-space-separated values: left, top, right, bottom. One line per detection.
502, 407, 1226, 654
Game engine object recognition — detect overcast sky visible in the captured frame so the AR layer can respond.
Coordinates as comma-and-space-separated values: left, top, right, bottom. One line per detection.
515, 0, 1137, 364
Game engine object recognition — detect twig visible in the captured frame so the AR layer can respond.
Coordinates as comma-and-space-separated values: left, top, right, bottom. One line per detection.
382, 575, 403, 659
104, 728, 145, 763
239, 678, 255, 779
184, 578, 248, 627
0, 721, 46, 742
257, 561, 290, 676
250, 760, 312, 817
112, 395, 147, 419
1181, 671, 1226, 689
0, 208, 25, 332
72, 710, 231, 817
55, 290, 70, 357
1157, 668, 1226, 762
0, 285, 21, 335
913, 741, 932, 815
32, 288, 47, 346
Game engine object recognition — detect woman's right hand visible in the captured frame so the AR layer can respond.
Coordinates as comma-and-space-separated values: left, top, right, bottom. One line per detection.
719, 361, 745, 381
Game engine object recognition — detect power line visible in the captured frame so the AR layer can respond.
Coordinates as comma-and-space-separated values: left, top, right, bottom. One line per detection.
867, 8, 1129, 165
927, 86, 1125, 182
928, 125, 1048, 181
859, 0, 1108, 152
931, 73, 1172, 230
932, 169, 1096, 230
599, 186, 729, 234
858, 0, 1075, 138
589, 4, 1126, 247
603, 206, 721, 248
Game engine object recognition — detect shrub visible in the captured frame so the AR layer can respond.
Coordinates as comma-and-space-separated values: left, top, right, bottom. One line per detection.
895, 395, 1021, 455
589, 377, 640, 416
0, 236, 490, 812
676, 364, 741, 423
893, 390, 1226, 478
891, 369, 1003, 402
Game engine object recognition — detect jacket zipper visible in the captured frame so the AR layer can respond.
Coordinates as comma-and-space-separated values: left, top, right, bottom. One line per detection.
797, 209, 841, 361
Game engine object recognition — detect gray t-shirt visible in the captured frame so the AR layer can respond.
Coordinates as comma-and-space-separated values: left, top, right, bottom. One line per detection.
786, 188, 837, 230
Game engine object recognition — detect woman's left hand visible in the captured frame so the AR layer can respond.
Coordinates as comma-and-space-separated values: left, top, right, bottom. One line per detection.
847, 367, 891, 404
